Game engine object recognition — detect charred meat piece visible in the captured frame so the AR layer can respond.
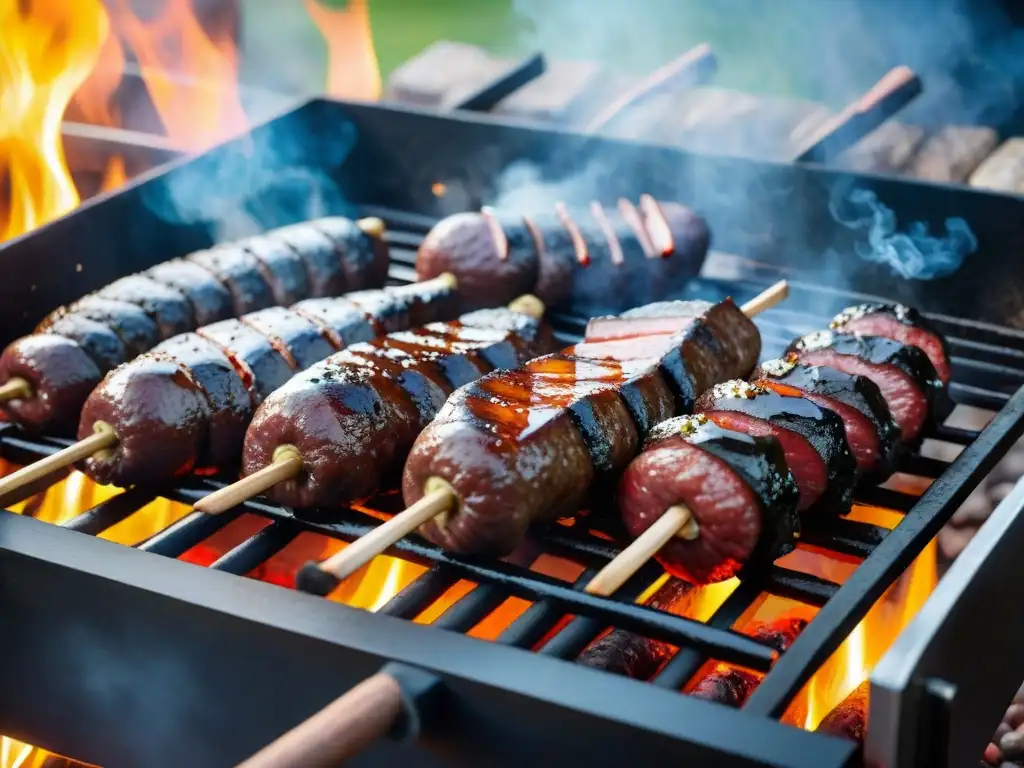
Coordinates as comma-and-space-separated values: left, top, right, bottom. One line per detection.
696, 380, 856, 517
831, 302, 951, 384
618, 415, 799, 585
78, 281, 457, 488
787, 331, 946, 443
241, 306, 551, 509
416, 199, 709, 309
0, 217, 390, 435
753, 358, 902, 484
404, 299, 761, 557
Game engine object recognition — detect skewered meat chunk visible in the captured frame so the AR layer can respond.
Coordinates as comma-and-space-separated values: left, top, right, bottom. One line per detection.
240, 305, 553, 508
618, 415, 799, 585
786, 331, 946, 442
831, 302, 951, 384
0, 217, 389, 435
416, 199, 709, 309
78, 280, 458, 487
752, 359, 902, 483
403, 298, 761, 557
696, 380, 856, 517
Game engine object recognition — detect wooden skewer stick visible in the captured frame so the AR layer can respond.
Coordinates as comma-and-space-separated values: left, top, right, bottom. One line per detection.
584, 505, 698, 597
0, 377, 32, 403
307, 281, 788, 589
315, 481, 457, 583
236, 672, 404, 768
194, 445, 303, 515
579, 279, 789, 597
0, 422, 117, 501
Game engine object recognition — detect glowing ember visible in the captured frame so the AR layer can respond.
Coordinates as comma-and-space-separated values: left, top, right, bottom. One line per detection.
305, 0, 382, 100
0, 0, 108, 242
109, 0, 248, 150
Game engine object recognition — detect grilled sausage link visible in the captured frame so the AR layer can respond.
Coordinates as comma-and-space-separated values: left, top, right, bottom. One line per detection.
416, 197, 709, 310
1, 217, 389, 435
240, 300, 554, 509
78, 278, 458, 488
402, 298, 760, 557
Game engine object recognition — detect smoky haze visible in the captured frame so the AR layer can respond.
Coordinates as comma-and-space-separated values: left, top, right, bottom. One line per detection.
500, 0, 1016, 284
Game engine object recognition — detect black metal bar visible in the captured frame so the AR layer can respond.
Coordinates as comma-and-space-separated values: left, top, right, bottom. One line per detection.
855, 486, 919, 513
60, 487, 158, 536
138, 508, 242, 558
452, 53, 547, 113
652, 579, 764, 690
209, 521, 300, 575
745, 382, 1024, 718
764, 568, 839, 608
898, 454, 950, 479
498, 568, 597, 649
379, 566, 460, 620
801, 518, 889, 560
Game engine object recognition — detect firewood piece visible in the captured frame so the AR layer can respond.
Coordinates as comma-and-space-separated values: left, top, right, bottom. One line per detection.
386, 41, 511, 109
494, 59, 606, 122
969, 138, 1024, 194
903, 125, 999, 183
836, 122, 926, 174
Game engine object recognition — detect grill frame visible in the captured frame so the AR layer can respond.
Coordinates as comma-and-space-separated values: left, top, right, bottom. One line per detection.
2, 98, 1024, 767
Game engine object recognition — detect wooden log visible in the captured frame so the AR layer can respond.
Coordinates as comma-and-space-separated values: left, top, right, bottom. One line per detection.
385, 41, 605, 122
968, 138, 1024, 193
902, 125, 1000, 183
835, 122, 926, 174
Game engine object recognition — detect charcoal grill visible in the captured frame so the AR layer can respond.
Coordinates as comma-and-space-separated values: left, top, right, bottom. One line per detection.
2, 99, 1024, 768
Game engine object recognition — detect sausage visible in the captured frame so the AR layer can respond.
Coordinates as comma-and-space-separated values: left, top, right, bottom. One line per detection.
241, 305, 551, 509
688, 618, 808, 706
831, 302, 951, 384
786, 331, 947, 443
618, 415, 799, 585
696, 380, 857, 517
0, 217, 390, 435
312, 216, 391, 291
144, 260, 235, 326
187, 246, 277, 316
403, 298, 760, 557
753, 359, 902, 484
815, 681, 869, 743
78, 280, 460, 487
416, 199, 709, 309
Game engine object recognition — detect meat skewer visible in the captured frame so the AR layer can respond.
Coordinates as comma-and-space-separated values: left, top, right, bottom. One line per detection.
751, 359, 902, 484
585, 306, 951, 593
696, 380, 857, 517
194, 296, 554, 514
0, 216, 390, 435
416, 195, 710, 310
298, 281, 788, 593
0, 276, 461, 498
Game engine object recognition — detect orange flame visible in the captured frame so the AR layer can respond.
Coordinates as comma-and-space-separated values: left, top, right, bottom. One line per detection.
305, 0, 382, 100
0, 0, 109, 242
109, 0, 248, 151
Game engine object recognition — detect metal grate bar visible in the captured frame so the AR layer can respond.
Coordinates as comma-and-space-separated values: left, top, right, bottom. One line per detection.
497, 568, 597, 649
379, 566, 461, 620
745, 383, 1024, 717
800, 518, 889, 560
765, 568, 838, 607
855, 486, 919, 512
209, 521, 300, 575
60, 488, 159, 535
138, 508, 242, 558
431, 584, 512, 632
651, 579, 765, 690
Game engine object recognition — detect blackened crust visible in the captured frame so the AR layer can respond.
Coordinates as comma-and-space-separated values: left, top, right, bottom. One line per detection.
787, 331, 950, 433
696, 380, 856, 517
753, 359, 902, 484
417, 213, 537, 310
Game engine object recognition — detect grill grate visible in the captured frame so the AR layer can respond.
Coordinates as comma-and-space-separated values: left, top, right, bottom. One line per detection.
4, 206, 1024, 729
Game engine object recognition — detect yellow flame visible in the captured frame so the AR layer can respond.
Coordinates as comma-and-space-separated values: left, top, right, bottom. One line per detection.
0, 0, 109, 241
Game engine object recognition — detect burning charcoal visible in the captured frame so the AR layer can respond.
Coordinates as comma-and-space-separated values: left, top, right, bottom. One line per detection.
999, 729, 1024, 762
1007, 704, 1024, 729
